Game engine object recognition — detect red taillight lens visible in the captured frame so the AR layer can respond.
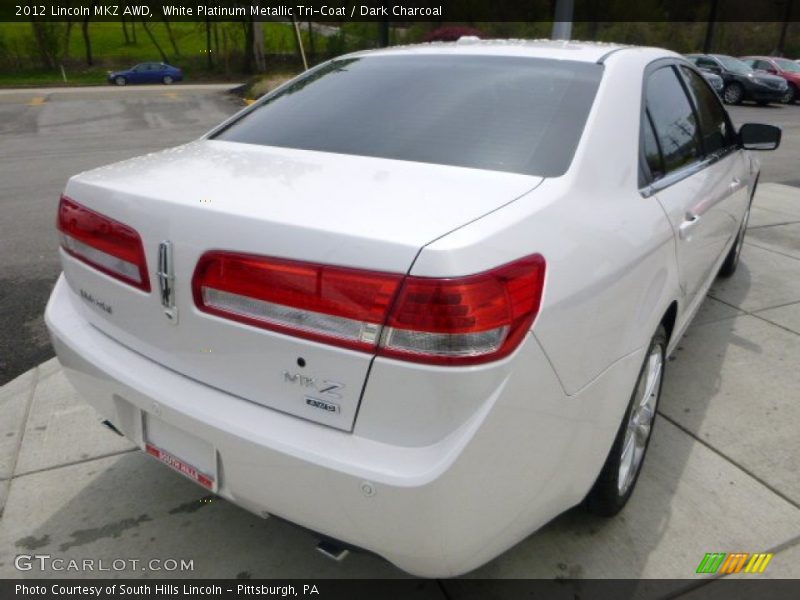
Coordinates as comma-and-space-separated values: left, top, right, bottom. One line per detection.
379, 255, 546, 365
57, 195, 150, 292
192, 252, 404, 352
192, 252, 545, 365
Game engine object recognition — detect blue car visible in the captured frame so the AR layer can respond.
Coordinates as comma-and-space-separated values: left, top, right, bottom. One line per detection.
108, 62, 183, 86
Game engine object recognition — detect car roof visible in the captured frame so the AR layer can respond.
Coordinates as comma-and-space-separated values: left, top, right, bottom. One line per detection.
346, 38, 634, 63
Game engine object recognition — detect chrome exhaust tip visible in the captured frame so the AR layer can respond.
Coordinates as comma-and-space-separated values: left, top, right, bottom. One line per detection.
316, 540, 349, 562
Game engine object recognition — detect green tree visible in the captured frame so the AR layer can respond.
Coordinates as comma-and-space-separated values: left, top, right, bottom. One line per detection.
30, 22, 64, 70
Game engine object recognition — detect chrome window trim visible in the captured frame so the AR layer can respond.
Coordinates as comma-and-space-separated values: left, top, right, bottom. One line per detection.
639, 145, 738, 198
640, 157, 711, 198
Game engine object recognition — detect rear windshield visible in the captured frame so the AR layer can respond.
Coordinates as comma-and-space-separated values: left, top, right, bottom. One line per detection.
212, 55, 603, 177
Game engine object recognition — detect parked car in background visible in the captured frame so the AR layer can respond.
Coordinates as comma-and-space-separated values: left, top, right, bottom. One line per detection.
740, 56, 800, 104
699, 68, 724, 95
108, 62, 183, 86
47, 41, 780, 577
686, 53, 787, 105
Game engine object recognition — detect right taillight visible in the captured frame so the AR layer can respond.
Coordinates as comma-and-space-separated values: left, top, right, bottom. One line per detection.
379, 255, 546, 365
57, 195, 150, 292
192, 252, 545, 365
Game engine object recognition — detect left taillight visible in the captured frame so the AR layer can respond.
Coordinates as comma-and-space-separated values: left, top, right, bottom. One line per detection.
57, 195, 150, 292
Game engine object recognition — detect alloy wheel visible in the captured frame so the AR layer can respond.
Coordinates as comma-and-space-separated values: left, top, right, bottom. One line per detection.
617, 344, 663, 496
723, 84, 742, 104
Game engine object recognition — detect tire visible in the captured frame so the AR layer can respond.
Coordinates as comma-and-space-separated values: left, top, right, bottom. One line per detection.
783, 84, 797, 105
585, 325, 666, 517
114, 76, 127, 86
162, 75, 174, 85
723, 82, 744, 105
718, 193, 754, 278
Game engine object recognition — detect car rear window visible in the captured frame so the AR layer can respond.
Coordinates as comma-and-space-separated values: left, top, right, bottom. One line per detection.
212, 55, 603, 177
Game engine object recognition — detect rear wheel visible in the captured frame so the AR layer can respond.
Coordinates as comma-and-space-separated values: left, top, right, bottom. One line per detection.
723, 82, 744, 105
586, 326, 666, 517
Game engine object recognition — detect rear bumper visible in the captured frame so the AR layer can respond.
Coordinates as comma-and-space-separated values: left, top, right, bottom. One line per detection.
45, 274, 642, 576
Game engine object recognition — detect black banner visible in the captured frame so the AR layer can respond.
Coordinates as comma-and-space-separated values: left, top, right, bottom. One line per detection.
3, 579, 800, 600
2, 0, 800, 23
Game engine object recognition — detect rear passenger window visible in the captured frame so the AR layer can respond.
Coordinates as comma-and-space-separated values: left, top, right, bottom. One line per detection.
642, 111, 664, 181
680, 66, 735, 155
645, 66, 702, 174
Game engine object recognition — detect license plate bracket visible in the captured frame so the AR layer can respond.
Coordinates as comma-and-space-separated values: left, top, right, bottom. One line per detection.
143, 414, 218, 492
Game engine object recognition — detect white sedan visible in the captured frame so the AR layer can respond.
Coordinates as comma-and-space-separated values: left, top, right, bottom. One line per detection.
45, 39, 780, 577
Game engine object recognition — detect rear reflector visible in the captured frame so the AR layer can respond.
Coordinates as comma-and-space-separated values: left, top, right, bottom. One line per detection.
57, 195, 150, 292
193, 252, 545, 365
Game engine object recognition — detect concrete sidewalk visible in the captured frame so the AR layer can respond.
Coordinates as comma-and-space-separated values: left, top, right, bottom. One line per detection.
1, 185, 799, 587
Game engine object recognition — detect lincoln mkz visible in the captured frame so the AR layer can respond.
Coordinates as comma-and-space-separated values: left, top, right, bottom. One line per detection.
46, 40, 780, 576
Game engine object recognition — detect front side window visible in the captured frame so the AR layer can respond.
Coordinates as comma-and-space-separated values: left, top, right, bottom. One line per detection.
755, 60, 773, 71
212, 55, 604, 177
679, 66, 736, 155
645, 66, 702, 174
714, 55, 752, 75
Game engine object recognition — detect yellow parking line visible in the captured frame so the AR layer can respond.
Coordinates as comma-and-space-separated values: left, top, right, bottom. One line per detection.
164, 92, 179, 100
28, 96, 46, 106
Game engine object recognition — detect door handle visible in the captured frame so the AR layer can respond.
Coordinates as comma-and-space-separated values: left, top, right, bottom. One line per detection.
730, 178, 741, 190
679, 212, 701, 240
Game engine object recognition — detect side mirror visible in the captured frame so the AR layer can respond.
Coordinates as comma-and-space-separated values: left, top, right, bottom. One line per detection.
707, 65, 722, 74
739, 123, 782, 151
